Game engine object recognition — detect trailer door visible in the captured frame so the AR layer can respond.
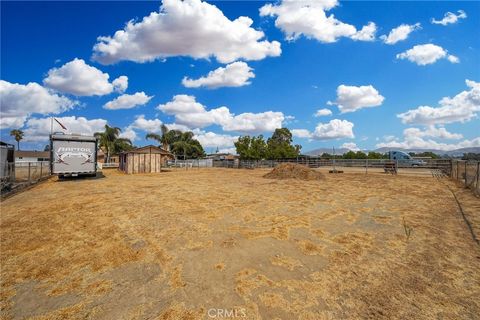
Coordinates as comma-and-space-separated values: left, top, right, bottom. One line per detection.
52, 140, 96, 174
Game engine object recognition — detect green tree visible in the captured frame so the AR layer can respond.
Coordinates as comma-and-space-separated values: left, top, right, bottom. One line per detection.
152, 130, 205, 159
342, 151, 356, 159
113, 138, 134, 154
367, 152, 386, 159
354, 151, 367, 159
342, 150, 371, 159
172, 140, 190, 160
94, 125, 132, 162
9, 129, 24, 150
145, 124, 171, 151
266, 128, 300, 159
250, 135, 267, 160
234, 136, 253, 159
188, 140, 205, 158
234, 135, 268, 160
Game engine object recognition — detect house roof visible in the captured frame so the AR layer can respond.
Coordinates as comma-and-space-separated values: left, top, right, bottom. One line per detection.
15, 150, 50, 158
121, 145, 172, 155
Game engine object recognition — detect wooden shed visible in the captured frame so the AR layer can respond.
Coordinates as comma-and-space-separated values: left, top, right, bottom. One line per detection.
119, 145, 174, 174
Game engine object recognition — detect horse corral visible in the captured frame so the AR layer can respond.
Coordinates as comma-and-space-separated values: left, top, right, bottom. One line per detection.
1, 168, 479, 319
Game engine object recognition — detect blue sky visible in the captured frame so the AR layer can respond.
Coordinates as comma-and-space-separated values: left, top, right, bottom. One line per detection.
1, 0, 479, 154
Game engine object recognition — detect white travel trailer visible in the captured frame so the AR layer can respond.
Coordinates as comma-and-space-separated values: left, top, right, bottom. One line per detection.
50, 133, 98, 178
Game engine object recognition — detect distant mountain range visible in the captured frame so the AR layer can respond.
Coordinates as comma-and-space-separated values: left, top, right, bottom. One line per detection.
304, 147, 480, 156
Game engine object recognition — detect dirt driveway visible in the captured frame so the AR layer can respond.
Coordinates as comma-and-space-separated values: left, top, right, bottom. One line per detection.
1, 169, 479, 319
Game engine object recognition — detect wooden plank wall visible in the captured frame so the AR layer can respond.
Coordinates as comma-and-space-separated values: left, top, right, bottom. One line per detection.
123, 153, 164, 174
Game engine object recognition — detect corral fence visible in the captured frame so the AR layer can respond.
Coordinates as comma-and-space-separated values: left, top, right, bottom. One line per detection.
451, 160, 480, 196
216, 158, 453, 173
167, 159, 213, 168
168, 158, 453, 173
1, 161, 51, 194
170, 157, 479, 196
2, 161, 51, 183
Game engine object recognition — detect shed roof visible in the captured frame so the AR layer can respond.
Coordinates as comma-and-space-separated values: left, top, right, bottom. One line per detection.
121, 145, 172, 155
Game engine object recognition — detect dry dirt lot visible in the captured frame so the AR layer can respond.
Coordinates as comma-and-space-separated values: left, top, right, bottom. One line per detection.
1, 169, 479, 319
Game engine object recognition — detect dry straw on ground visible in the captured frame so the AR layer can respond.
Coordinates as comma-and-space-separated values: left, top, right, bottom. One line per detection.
1, 169, 479, 319
263, 163, 324, 180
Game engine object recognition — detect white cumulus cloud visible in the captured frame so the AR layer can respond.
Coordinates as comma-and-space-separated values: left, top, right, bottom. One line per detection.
0, 80, 78, 129
350, 22, 377, 42
432, 10, 467, 26
157, 94, 284, 133
218, 147, 237, 154
403, 126, 463, 140
119, 127, 137, 141
376, 126, 478, 151
328, 84, 384, 113
397, 80, 480, 125
182, 62, 255, 89
292, 119, 355, 140
291, 129, 313, 139
194, 131, 239, 148
92, 0, 281, 64
121, 115, 166, 141
103, 92, 153, 110
380, 23, 421, 45
112, 76, 129, 93
128, 115, 163, 133
314, 108, 333, 117
43, 58, 128, 96
396, 44, 458, 66
259, 0, 376, 43
313, 119, 355, 139
341, 142, 359, 151
447, 55, 460, 63
221, 111, 284, 133
23, 116, 107, 142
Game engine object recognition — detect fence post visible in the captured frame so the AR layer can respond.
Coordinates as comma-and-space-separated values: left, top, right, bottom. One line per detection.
477, 162, 480, 194
40, 162, 43, 178
28, 162, 31, 183
465, 161, 468, 187
365, 158, 368, 174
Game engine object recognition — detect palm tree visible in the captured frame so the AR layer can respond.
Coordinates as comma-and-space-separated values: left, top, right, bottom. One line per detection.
147, 128, 205, 159
145, 124, 171, 151
10, 129, 24, 150
94, 125, 132, 163
113, 138, 133, 154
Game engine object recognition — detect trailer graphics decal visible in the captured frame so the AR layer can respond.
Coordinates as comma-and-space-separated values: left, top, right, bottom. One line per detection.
50, 135, 97, 175
55, 147, 94, 165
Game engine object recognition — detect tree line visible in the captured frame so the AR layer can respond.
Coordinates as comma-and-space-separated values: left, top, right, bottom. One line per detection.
6, 125, 205, 162
234, 128, 301, 160
94, 124, 206, 162
9, 126, 479, 161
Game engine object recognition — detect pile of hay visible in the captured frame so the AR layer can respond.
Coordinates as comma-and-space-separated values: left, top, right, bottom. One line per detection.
264, 163, 324, 181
